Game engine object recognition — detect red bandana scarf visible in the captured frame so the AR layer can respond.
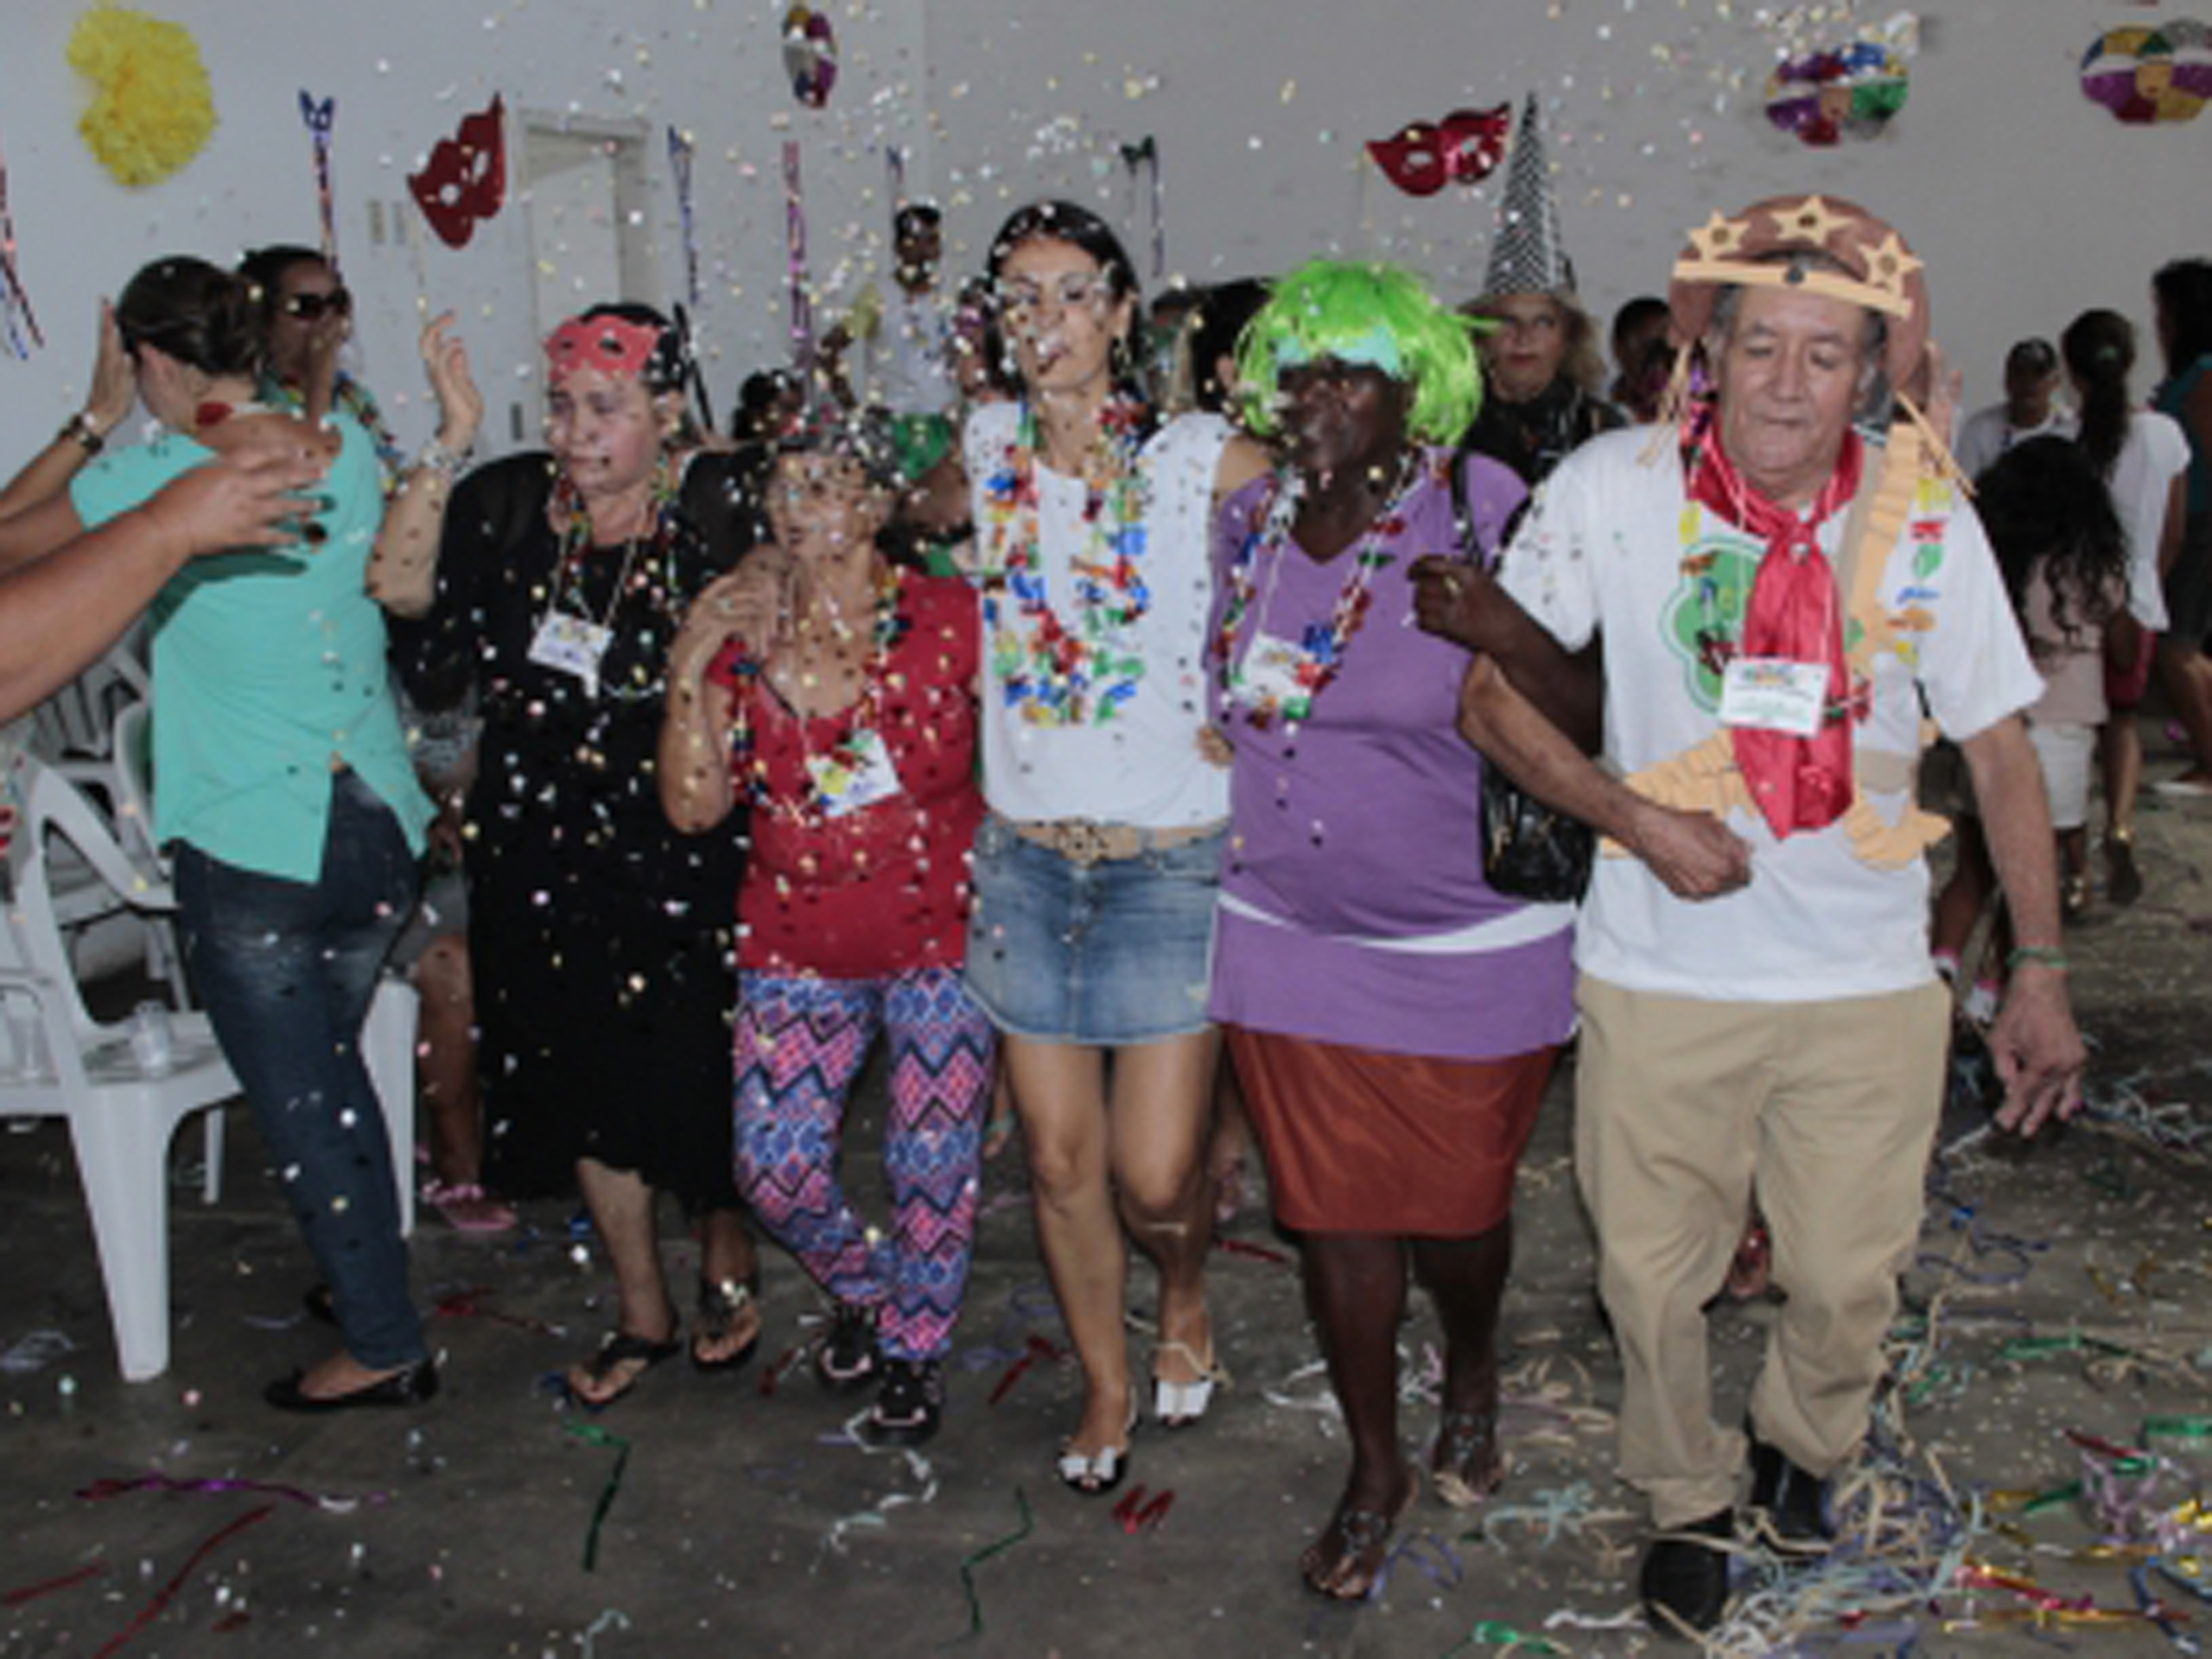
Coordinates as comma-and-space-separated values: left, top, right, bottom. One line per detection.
1686, 421, 1864, 839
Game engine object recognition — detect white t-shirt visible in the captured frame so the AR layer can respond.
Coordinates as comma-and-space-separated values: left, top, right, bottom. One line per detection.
1953, 403, 2075, 482
963, 402, 1231, 828
2107, 410, 2190, 631
1501, 427, 2043, 1002
868, 289, 957, 419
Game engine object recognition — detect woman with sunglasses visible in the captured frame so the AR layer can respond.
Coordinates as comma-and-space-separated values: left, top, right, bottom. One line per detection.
0, 257, 438, 1409
963, 200, 1267, 1493
389, 304, 763, 1409
236, 246, 403, 486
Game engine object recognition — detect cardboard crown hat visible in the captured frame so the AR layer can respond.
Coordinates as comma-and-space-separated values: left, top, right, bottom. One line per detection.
1481, 92, 1575, 300
1668, 194, 1929, 397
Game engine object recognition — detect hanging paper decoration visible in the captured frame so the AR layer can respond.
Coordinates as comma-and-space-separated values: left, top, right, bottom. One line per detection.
667, 125, 700, 311
1364, 106, 1511, 197
407, 95, 507, 250
1764, 41, 1911, 145
0, 127, 43, 358
2082, 22, 2212, 125
1118, 137, 1166, 282
885, 143, 908, 214
67, 5, 217, 188
782, 6, 837, 110
298, 92, 339, 264
784, 139, 813, 373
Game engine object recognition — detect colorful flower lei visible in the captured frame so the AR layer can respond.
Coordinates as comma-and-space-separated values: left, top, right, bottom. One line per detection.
1214, 453, 1431, 729
977, 396, 1153, 727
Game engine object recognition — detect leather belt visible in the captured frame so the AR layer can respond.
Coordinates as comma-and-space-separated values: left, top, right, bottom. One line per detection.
1005, 815, 1223, 868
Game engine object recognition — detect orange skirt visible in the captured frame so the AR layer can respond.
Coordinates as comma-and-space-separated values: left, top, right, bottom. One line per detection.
1226, 1027, 1557, 1236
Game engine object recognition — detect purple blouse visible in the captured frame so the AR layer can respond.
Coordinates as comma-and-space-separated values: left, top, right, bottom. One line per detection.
1206, 450, 1576, 1061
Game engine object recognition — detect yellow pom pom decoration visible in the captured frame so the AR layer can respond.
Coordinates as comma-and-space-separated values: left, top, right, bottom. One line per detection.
68, 5, 217, 188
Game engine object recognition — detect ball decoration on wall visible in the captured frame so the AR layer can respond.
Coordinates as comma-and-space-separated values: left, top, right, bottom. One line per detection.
782, 5, 838, 110
1365, 106, 1510, 198
2081, 22, 2212, 125
407, 95, 507, 250
67, 4, 217, 188
1764, 40, 1910, 146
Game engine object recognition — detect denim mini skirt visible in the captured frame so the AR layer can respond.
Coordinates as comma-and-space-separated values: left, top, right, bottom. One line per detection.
963, 813, 1224, 1046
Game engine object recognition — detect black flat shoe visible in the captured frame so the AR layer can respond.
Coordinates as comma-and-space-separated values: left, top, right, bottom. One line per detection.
1639, 1508, 1734, 1637
861, 1358, 944, 1446
1748, 1437, 1831, 1549
814, 1302, 880, 1394
265, 1358, 439, 1414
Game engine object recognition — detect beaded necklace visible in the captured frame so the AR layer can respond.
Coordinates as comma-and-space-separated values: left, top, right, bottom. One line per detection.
1215, 451, 1427, 729
730, 561, 910, 827
543, 458, 680, 628
977, 394, 1153, 727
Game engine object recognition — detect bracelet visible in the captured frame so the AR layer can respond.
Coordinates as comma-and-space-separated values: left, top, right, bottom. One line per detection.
412, 437, 470, 480
2006, 945, 2069, 973
58, 411, 105, 455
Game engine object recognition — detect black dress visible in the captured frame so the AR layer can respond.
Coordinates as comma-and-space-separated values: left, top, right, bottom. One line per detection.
392, 453, 754, 1209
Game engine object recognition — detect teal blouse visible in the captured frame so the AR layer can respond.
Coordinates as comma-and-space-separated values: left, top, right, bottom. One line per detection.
71, 413, 429, 881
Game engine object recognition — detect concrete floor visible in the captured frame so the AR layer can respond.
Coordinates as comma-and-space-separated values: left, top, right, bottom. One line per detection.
3, 747, 2209, 1657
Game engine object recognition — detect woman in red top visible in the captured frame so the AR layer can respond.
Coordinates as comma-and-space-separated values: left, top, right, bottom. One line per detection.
661, 413, 991, 1445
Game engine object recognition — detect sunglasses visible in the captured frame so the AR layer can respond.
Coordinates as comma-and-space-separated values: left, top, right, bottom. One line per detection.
993, 272, 1114, 314
281, 287, 353, 321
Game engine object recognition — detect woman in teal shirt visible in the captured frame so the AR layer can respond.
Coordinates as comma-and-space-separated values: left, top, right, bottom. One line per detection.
0, 257, 435, 1410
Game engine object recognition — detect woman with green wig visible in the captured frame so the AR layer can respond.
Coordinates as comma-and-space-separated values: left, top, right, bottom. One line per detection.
1207, 260, 1577, 1599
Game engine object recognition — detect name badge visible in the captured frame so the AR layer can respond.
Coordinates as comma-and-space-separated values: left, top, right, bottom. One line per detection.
805, 727, 905, 817
1233, 630, 1319, 720
528, 613, 613, 695
1719, 656, 1828, 738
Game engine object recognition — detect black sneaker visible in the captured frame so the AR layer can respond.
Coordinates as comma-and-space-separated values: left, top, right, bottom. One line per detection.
814, 1302, 880, 1394
861, 1358, 944, 1446
1638, 1508, 1734, 1637
1747, 1438, 1831, 1550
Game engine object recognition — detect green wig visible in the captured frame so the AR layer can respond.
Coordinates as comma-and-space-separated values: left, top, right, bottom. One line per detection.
1235, 259, 1484, 447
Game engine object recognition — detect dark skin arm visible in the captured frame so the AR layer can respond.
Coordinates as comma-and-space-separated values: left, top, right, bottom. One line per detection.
1411, 558, 1604, 753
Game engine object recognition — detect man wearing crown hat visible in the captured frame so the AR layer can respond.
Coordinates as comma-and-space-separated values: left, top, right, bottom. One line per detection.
1457, 94, 1622, 486
1448, 196, 2087, 1634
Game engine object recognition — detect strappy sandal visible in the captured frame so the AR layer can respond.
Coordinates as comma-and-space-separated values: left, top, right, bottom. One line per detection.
566, 1325, 681, 1411
1432, 1406, 1503, 1509
692, 1274, 763, 1374
1300, 1470, 1421, 1601
1152, 1338, 1230, 1428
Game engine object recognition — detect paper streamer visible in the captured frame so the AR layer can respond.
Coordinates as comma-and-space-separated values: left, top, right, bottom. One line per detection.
885, 143, 907, 214
783, 140, 813, 374
298, 92, 338, 266
79, 1471, 387, 1515
3, 1561, 106, 1608
666, 126, 699, 313
0, 127, 42, 359
565, 1421, 632, 1572
93, 1504, 272, 1658
1119, 137, 1164, 283
954, 1488, 1033, 1639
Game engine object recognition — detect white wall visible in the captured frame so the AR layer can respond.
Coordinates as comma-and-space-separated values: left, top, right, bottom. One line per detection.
921, 0, 2209, 416
1, 0, 931, 466
1, 0, 2205, 474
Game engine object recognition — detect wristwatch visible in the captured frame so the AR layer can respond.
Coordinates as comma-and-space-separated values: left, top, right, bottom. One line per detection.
58, 411, 105, 455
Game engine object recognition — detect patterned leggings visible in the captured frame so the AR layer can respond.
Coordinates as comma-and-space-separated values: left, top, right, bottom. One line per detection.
733, 967, 994, 1361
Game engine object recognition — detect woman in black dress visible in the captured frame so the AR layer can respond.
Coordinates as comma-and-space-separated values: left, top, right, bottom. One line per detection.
392, 304, 760, 1405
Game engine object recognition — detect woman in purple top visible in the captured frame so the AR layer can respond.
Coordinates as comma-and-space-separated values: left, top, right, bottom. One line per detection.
1208, 262, 1577, 1600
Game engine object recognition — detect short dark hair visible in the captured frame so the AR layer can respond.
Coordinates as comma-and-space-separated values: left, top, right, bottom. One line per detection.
893, 202, 941, 242
2153, 257, 2212, 378
117, 256, 263, 378
1185, 278, 1269, 415
235, 245, 327, 325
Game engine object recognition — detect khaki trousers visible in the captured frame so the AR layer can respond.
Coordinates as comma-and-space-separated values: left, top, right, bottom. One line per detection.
1574, 975, 1948, 1528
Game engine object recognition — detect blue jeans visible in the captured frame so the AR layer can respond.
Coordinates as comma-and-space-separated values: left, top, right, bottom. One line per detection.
175, 771, 423, 1370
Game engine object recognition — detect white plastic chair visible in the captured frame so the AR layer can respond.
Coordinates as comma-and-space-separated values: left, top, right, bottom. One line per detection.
1, 752, 416, 1381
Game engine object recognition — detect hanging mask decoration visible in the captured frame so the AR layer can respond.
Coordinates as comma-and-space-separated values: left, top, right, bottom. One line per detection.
783, 5, 837, 110
1764, 42, 1910, 145
1365, 105, 1510, 197
408, 94, 507, 249
2081, 22, 2212, 125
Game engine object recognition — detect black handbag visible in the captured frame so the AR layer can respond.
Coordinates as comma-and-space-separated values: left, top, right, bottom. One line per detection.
1448, 456, 1594, 904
